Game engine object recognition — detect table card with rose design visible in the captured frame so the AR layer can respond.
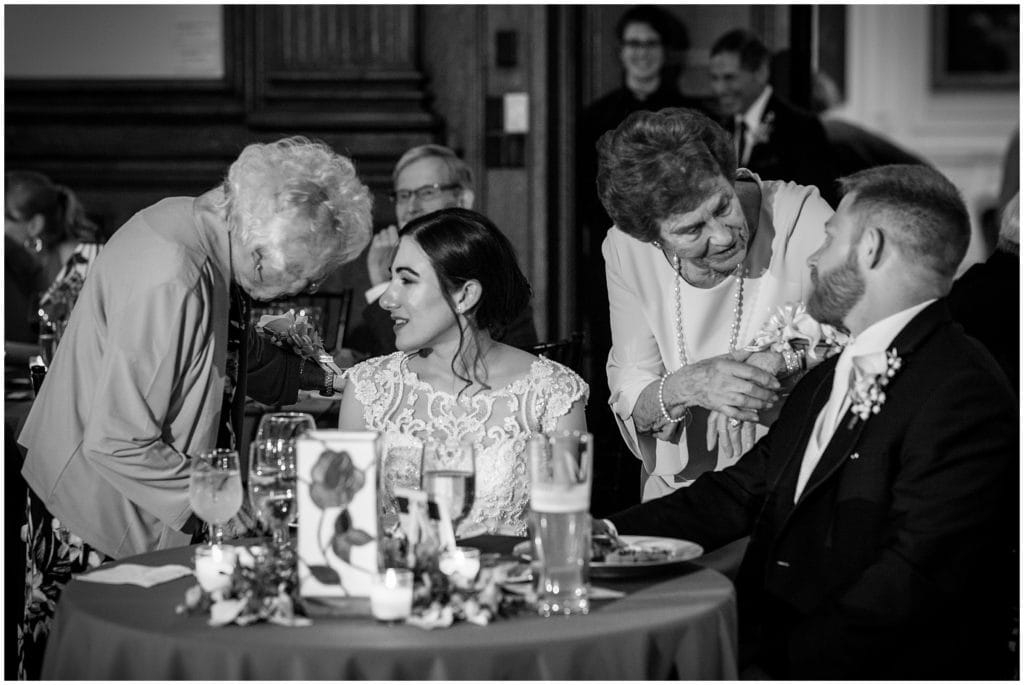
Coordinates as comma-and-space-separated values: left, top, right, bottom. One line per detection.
296, 430, 380, 599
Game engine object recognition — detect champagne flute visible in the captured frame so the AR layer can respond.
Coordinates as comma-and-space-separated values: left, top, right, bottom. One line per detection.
249, 438, 297, 548
189, 449, 243, 547
422, 440, 476, 539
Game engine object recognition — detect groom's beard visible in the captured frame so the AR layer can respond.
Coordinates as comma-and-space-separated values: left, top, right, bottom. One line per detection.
808, 250, 865, 330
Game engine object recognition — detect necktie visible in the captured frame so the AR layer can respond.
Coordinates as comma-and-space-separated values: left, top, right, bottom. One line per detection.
815, 350, 854, 446
734, 119, 747, 165
216, 283, 249, 451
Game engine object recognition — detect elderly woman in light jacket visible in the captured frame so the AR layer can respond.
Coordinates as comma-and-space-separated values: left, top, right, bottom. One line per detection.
17, 137, 371, 679
598, 108, 833, 502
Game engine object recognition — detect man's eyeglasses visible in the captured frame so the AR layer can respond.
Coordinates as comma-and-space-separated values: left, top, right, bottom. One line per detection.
388, 183, 461, 205
622, 39, 662, 50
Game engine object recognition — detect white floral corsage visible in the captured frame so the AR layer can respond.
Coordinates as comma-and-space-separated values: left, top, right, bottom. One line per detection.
746, 302, 850, 367
848, 348, 903, 421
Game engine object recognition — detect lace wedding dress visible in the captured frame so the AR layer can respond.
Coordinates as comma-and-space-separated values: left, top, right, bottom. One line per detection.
346, 352, 589, 536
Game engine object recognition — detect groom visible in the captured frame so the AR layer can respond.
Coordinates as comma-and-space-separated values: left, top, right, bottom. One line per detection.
603, 164, 1017, 679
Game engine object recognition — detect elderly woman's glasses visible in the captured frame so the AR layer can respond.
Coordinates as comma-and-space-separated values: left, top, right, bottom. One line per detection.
389, 183, 460, 205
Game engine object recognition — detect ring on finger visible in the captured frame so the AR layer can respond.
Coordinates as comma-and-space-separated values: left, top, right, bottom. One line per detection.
729, 418, 741, 428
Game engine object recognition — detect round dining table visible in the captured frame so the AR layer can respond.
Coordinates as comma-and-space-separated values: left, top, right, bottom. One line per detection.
41, 536, 744, 680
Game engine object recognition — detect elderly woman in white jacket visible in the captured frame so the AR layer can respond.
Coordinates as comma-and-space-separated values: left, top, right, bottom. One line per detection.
597, 108, 834, 501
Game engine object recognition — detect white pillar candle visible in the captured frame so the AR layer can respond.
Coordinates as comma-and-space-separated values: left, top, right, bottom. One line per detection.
194, 544, 237, 594
370, 568, 414, 621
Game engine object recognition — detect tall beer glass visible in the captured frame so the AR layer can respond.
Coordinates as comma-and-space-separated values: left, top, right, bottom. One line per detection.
528, 431, 593, 617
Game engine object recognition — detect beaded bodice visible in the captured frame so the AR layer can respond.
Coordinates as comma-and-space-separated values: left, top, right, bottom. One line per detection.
347, 352, 589, 536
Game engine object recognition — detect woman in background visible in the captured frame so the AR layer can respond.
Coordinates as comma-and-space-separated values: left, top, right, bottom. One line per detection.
5, 171, 103, 360
339, 208, 588, 537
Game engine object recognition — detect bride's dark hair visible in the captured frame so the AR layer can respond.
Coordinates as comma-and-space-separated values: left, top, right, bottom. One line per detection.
400, 207, 533, 394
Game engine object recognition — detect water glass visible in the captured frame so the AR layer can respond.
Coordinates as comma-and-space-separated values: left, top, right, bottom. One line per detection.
189, 448, 243, 547
422, 440, 476, 539
249, 438, 297, 547
528, 431, 593, 617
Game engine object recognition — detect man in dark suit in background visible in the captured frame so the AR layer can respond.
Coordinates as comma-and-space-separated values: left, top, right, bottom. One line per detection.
602, 164, 1017, 679
710, 28, 837, 205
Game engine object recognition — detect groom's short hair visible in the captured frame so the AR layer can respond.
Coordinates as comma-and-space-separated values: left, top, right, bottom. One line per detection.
838, 164, 970, 279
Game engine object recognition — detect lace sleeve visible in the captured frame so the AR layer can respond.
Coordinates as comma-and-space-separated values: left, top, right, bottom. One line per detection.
346, 353, 405, 429
535, 359, 589, 433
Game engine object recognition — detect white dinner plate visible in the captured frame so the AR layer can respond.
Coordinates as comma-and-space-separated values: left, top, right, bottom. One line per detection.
590, 535, 704, 578
513, 535, 704, 578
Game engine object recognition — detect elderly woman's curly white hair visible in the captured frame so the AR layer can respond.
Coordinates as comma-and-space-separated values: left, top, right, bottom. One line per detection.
218, 136, 372, 268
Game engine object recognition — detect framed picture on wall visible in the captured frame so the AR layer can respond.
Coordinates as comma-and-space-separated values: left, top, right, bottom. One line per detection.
931, 5, 1019, 90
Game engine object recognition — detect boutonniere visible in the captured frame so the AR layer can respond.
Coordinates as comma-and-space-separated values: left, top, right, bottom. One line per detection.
848, 348, 903, 421
751, 111, 775, 146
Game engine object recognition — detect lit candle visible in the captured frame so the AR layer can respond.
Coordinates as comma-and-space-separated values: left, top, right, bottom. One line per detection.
194, 544, 237, 594
370, 568, 414, 621
439, 547, 481, 583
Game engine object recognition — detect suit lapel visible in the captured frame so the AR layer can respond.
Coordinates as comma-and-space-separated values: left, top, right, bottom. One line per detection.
770, 362, 836, 511
792, 300, 951, 507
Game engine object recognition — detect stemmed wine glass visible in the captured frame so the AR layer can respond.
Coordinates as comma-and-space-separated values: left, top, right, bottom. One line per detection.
252, 412, 313, 533
248, 438, 297, 548
255, 411, 315, 447
189, 449, 243, 547
421, 440, 476, 540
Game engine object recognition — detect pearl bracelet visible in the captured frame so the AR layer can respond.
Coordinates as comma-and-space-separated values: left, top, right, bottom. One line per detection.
658, 372, 692, 427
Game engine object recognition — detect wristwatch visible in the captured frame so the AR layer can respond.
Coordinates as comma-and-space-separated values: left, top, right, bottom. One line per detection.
320, 370, 336, 397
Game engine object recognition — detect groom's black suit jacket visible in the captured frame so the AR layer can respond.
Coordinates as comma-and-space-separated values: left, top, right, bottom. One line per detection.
610, 300, 1017, 679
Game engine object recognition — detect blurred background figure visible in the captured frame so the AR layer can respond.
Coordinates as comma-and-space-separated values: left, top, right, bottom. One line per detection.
344, 144, 538, 358
809, 69, 930, 178
579, 6, 706, 238
948, 191, 1019, 389
4, 171, 104, 362
709, 28, 837, 205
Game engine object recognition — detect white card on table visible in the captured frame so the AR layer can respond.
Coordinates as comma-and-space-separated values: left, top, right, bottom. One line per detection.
296, 430, 380, 598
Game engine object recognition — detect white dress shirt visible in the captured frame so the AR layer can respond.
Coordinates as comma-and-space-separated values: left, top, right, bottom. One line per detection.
735, 85, 772, 166
792, 299, 936, 502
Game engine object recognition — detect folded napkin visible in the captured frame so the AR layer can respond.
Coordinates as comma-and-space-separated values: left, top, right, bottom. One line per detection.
76, 563, 194, 588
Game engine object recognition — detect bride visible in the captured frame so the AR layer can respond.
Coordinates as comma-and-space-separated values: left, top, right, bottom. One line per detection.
338, 208, 588, 536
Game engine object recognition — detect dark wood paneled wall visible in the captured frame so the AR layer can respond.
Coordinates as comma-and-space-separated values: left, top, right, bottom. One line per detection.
5, 6, 439, 234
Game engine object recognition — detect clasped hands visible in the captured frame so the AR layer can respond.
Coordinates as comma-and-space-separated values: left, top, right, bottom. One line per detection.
653, 349, 784, 460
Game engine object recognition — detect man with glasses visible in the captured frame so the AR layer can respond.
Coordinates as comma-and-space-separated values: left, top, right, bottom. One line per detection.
348, 144, 538, 356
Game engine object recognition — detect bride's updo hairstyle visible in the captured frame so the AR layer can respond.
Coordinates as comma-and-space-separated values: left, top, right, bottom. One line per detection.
401, 207, 533, 390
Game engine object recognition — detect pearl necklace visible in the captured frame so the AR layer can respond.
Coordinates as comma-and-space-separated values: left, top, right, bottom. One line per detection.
671, 254, 745, 367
